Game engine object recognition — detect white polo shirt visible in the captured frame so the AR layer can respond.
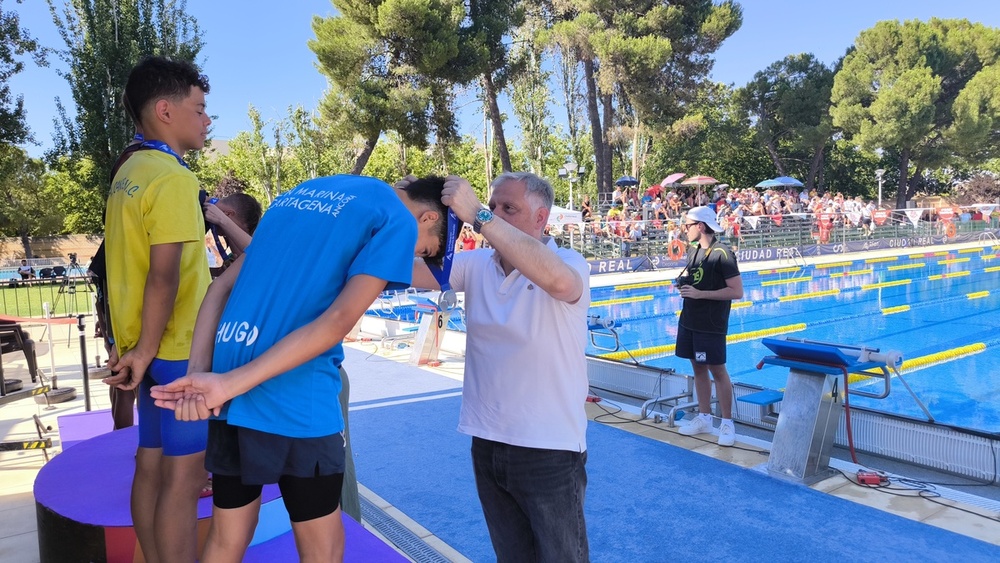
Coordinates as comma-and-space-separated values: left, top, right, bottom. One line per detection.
451, 238, 591, 452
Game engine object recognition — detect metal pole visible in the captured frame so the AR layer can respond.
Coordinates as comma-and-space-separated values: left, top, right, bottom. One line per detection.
77, 315, 91, 411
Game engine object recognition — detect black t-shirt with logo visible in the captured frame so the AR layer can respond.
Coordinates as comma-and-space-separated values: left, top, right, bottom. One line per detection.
678, 240, 741, 334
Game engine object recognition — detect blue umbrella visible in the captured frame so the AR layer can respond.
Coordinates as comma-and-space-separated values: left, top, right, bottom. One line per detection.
615, 175, 639, 187
772, 176, 804, 187
755, 179, 783, 188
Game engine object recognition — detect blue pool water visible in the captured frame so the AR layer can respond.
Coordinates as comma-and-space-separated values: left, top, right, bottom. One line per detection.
589, 246, 1000, 434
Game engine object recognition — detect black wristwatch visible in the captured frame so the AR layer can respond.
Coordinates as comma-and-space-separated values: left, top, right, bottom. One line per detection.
473, 208, 495, 233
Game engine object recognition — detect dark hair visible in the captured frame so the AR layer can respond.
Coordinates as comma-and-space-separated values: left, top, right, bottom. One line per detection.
220, 193, 263, 235
123, 56, 210, 127
398, 176, 448, 264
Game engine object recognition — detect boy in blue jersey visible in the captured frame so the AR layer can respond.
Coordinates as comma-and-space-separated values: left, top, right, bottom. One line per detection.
151, 175, 447, 562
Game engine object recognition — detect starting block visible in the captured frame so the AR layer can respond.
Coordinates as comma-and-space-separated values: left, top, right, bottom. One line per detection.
406, 295, 453, 366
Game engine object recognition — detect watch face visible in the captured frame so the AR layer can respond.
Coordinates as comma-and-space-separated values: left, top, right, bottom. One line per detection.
476, 208, 494, 222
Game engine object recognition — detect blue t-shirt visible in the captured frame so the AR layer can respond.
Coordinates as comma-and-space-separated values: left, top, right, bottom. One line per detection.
213, 175, 417, 438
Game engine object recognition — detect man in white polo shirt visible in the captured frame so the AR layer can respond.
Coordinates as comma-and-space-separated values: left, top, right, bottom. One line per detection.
408, 171, 591, 562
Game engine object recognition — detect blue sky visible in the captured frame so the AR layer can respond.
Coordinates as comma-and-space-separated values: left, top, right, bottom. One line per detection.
9, 0, 1000, 158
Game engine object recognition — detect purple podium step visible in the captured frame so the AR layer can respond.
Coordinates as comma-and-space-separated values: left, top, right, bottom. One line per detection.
38, 417, 403, 561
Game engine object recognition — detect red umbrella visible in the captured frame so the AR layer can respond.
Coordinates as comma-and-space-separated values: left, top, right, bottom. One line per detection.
681, 175, 719, 186
660, 173, 686, 186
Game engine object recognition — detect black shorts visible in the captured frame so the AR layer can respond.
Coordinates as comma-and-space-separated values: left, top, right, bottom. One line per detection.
675, 325, 727, 365
206, 419, 346, 484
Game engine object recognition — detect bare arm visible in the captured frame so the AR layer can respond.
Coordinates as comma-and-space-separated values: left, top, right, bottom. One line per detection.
476, 218, 584, 303
152, 274, 388, 416
204, 203, 252, 256
106, 242, 181, 390
443, 176, 583, 304
188, 254, 244, 374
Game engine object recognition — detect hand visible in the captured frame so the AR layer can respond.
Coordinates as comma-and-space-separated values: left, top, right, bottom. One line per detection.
151, 372, 229, 420
678, 285, 703, 299
393, 174, 418, 191
442, 175, 484, 225
104, 346, 153, 391
203, 202, 228, 226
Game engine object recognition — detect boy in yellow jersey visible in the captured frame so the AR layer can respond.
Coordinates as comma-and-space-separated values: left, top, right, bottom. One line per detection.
103, 56, 212, 563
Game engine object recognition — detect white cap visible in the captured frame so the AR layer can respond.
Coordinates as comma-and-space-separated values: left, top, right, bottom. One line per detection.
685, 206, 724, 233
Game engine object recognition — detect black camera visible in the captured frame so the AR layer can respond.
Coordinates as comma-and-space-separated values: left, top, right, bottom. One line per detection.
676, 274, 694, 287
68, 253, 78, 264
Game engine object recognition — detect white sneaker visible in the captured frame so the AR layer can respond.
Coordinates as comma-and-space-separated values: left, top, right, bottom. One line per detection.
678, 415, 713, 437
718, 421, 736, 447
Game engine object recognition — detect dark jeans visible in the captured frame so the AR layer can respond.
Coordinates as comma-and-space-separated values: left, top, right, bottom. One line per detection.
472, 437, 589, 563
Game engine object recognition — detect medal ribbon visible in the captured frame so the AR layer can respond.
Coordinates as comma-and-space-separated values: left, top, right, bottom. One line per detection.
427, 209, 460, 297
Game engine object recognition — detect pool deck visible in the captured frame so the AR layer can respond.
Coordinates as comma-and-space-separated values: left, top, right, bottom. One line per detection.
2, 240, 999, 561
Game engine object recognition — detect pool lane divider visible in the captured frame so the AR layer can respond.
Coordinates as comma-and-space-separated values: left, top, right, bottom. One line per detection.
967, 291, 990, 300
958, 247, 983, 254
865, 256, 899, 264
592, 295, 655, 307
938, 257, 971, 265
881, 305, 911, 315
814, 261, 855, 269
909, 251, 949, 259
612, 280, 671, 291
755, 267, 801, 275
777, 289, 840, 302
861, 279, 911, 290
598, 323, 808, 361
928, 271, 971, 281
985, 265, 1000, 273
829, 268, 873, 278
762, 277, 813, 287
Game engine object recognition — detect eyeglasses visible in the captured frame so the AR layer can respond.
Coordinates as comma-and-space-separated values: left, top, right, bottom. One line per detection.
684, 222, 701, 228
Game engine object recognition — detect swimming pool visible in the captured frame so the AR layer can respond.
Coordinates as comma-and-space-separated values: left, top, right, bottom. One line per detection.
589, 244, 1000, 434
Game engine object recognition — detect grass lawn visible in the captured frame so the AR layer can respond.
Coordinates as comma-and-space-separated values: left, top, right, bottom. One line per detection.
0, 279, 95, 319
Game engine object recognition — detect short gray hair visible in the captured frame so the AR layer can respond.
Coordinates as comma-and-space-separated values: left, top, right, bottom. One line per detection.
491, 172, 554, 210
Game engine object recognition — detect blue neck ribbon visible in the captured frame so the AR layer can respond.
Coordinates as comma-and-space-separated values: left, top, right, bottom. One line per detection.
133, 133, 188, 169
427, 209, 459, 293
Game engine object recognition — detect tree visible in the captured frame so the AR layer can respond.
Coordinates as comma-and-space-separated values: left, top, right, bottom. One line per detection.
831, 18, 1000, 207
0, 146, 65, 255
309, 0, 464, 174
738, 54, 835, 190
1, 0, 47, 145
461, 0, 524, 172
647, 82, 771, 191
510, 10, 552, 176
46, 0, 202, 198
550, 0, 742, 195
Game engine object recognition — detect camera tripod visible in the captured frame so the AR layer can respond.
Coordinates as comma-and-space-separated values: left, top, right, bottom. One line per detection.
51, 258, 94, 316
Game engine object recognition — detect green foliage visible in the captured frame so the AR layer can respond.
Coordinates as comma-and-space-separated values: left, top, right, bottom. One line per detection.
0, 0, 47, 145
46, 0, 203, 201
0, 145, 65, 243
831, 18, 1000, 206
737, 53, 835, 188
44, 155, 104, 233
647, 82, 771, 190
310, 1, 467, 172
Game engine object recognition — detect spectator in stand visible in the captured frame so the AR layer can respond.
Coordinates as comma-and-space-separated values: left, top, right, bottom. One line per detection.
581, 195, 593, 222
460, 224, 478, 251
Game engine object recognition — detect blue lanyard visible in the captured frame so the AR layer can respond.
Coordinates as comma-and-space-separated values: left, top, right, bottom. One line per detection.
133, 133, 188, 169
427, 209, 459, 292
